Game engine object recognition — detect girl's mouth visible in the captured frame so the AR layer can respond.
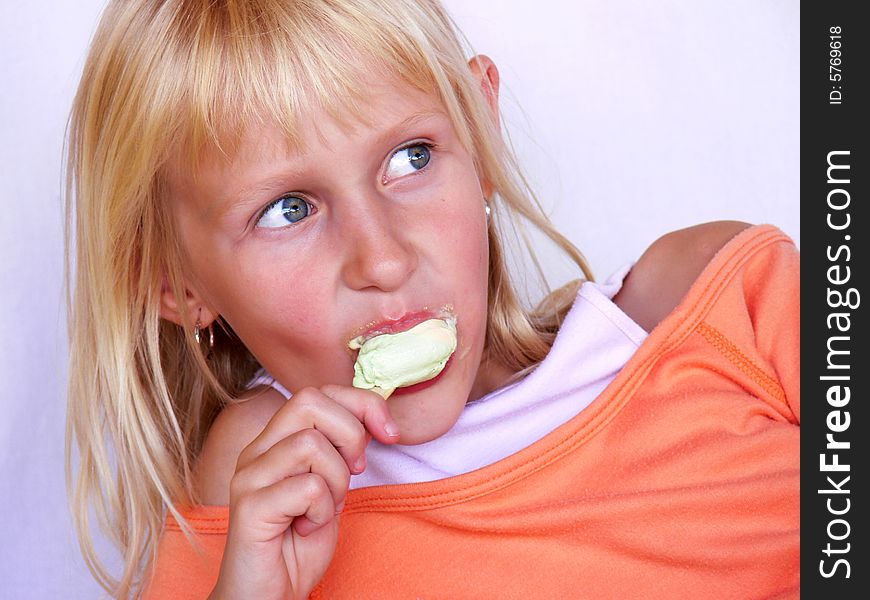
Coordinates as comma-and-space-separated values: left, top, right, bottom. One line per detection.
349, 309, 439, 348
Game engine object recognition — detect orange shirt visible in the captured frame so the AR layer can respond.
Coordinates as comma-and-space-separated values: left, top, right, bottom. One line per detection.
143, 223, 800, 598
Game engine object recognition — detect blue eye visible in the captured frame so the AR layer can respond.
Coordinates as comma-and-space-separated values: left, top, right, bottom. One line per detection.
256, 195, 311, 229
385, 143, 431, 179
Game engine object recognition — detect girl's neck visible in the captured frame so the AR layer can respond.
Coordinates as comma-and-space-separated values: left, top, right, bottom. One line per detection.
468, 356, 518, 403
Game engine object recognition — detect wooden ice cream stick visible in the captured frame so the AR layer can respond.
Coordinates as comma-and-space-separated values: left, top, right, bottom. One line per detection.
372, 386, 395, 400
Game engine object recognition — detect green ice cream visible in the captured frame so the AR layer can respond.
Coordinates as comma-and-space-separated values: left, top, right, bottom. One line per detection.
349, 318, 457, 394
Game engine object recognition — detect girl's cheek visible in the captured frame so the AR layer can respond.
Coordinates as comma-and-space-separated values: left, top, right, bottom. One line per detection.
273, 285, 326, 323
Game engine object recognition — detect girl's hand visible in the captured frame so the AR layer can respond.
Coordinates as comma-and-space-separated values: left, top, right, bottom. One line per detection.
209, 384, 400, 600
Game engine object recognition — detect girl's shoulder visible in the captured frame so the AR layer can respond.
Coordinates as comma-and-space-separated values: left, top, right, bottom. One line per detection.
612, 220, 753, 333
193, 385, 287, 505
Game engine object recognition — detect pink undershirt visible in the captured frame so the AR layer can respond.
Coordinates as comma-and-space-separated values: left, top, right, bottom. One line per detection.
252, 262, 647, 489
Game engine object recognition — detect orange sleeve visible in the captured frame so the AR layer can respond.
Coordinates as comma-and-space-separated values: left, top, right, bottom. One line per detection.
140, 506, 229, 600
742, 233, 801, 423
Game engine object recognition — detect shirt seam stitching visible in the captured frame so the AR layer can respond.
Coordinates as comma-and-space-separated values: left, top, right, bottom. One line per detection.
695, 321, 786, 405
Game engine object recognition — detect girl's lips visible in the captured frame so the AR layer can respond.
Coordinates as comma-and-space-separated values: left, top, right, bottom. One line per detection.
349, 307, 453, 347
364, 310, 437, 338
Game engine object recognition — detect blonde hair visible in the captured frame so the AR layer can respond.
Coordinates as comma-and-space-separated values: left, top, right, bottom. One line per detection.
65, 0, 594, 596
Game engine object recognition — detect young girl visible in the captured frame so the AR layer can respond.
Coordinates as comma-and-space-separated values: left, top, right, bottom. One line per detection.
65, 1, 800, 598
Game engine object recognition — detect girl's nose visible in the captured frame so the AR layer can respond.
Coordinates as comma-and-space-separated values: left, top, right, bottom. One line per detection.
338, 195, 417, 292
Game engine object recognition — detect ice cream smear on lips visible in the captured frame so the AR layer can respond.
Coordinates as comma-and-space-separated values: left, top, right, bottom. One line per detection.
348, 315, 457, 399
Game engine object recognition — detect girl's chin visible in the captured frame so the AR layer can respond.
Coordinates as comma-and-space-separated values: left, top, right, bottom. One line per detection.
384, 356, 466, 445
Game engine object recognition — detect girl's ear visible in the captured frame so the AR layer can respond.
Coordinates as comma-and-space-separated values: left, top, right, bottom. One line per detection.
468, 54, 500, 127
159, 275, 218, 328
468, 54, 501, 198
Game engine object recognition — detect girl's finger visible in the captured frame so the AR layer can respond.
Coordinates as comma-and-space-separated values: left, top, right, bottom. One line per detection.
318, 384, 401, 444
239, 385, 399, 474
231, 428, 351, 511
237, 387, 368, 475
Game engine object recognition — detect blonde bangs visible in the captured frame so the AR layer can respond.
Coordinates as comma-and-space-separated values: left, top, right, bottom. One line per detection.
160, 0, 480, 173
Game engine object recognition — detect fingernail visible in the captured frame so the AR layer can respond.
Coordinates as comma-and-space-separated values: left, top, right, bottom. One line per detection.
352, 454, 366, 473
335, 499, 346, 514
384, 419, 400, 437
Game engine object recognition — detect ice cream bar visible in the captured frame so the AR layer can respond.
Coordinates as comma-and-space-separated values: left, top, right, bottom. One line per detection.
348, 318, 457, 399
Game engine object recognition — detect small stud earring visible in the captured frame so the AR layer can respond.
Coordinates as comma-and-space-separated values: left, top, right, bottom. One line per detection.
484, 199, 491, 221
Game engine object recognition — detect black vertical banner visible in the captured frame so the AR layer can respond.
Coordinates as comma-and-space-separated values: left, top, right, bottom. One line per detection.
802, 2, 869, 597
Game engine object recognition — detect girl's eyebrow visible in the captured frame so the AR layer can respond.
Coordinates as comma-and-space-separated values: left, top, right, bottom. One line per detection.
210, 173, 303, 222
372, 109, 448, 149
